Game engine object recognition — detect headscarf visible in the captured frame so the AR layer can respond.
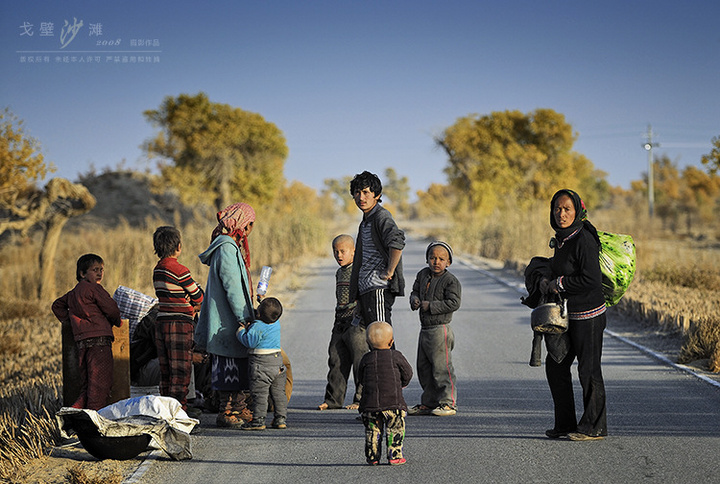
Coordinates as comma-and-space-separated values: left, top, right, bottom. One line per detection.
549, 189, 599, 248
211, 202, 256, 278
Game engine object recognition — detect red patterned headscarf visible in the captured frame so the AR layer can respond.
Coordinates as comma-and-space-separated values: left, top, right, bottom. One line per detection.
211, 202, 256, 275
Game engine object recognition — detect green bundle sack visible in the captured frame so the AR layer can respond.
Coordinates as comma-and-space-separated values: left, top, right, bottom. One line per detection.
597, 231, 636, 306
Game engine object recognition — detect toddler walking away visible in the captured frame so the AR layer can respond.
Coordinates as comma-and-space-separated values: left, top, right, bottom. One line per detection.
318, 234, 370, 411
152, 226, 204, 414
408, 241, 462, 417
236, 297, 288, 430
348, 171, 405, 328
52, 254, 122, 410
358, 322, 413, 466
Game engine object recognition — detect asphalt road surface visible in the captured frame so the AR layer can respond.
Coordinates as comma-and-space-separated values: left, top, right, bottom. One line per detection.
137, 237, 720, 483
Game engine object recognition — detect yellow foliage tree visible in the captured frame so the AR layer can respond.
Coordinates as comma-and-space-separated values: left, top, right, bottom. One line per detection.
701, 135, 720, 175
0, 108, 54, 214
416, 183, 457, 217
144, 92, 288, 211
0, 109, 94, 299
436, 108, 607, 213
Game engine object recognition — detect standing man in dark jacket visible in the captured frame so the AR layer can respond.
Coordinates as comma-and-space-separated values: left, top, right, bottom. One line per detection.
348, 171, 405, 328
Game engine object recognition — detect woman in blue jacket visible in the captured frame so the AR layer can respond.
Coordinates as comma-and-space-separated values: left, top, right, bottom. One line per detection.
196, 202, 256, 428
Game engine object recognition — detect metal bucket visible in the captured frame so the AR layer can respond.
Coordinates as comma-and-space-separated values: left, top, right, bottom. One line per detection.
531, 298, 568, 334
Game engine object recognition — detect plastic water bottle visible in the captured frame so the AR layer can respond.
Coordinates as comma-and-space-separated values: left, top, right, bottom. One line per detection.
257, 266, 272, 296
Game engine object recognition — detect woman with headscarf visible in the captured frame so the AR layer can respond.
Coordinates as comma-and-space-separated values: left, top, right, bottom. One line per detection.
195, 202, 257, 428
540, 189, 607, 441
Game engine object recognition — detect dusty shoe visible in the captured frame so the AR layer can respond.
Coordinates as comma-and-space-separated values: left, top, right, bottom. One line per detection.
545, 428, 573, 439
271, 417, 287, 429
241, 419, 266, 431
407, 404, 432, 416
431, 404, 457, 416
568, 432, 604, 441
216, 411, 245, 429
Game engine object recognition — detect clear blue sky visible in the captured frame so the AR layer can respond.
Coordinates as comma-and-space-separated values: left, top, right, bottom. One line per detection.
2, 0, 718, 197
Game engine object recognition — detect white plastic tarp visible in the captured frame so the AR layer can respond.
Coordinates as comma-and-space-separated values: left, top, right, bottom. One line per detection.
56, 395, 198, 460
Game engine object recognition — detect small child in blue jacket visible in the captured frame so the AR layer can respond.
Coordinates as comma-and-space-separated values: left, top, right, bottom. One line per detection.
236, 297, 288, 430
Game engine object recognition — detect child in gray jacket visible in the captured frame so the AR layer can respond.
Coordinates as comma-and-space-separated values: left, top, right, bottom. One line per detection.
408, 241, 462, 417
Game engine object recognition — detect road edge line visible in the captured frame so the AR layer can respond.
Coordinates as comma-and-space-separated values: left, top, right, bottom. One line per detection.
123, 449, 162, 484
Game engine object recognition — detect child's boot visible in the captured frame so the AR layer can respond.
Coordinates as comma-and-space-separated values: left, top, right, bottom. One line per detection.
216, 391, 245, 429
231, 391, 253, 423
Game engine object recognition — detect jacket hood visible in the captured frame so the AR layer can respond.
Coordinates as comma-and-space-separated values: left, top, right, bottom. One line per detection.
198, 234, 235, 265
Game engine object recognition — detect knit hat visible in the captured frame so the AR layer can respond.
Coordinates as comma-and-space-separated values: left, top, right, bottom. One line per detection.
426, 241, 453, 264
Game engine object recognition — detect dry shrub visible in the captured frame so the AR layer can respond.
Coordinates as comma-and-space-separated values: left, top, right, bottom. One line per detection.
65, 462, 123, 484
0, 298, 48, 321
678, 317, 720, 371
644, 264, 720, 291
446, 202, 551, 262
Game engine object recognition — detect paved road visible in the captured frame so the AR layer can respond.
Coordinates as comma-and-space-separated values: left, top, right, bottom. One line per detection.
138, 237, 720, 483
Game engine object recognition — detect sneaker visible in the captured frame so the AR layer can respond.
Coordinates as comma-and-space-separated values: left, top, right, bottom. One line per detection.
241, 420, 266, 431
389, 458, 407, 465
568, 432, 604, 441
271, 417, 287, 429
431, 404, 457, 416
407, 404, 432, 416
367, 459, 379, 466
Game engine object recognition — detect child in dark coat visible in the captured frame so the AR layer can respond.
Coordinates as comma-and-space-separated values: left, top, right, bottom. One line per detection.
52, 254, 123, 410
357, 322, 412, 466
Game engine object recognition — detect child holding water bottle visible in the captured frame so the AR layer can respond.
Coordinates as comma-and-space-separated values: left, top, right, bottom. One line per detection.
256, 265, 272, 303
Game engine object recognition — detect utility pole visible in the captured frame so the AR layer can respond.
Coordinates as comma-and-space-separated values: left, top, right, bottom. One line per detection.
643, 124, 659, 217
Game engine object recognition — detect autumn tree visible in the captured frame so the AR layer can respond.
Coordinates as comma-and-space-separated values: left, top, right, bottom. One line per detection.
651, 156, 682, 230
143, 92, 288, 211
322, 176, 355, 215
701, 135, 720, 175
435, 108, 607, 214
0, 108, 54, 219
0, 109, 94, 299
415, 183, 457, 217
679, 165, 720, 230
382, 167, 411, 217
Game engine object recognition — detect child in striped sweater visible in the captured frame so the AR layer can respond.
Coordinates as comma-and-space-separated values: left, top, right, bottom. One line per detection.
153, 226, 204, 412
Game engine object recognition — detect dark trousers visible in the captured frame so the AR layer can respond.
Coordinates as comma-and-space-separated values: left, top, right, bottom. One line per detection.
74, 343, 113, 410
155, 320, 194, 409
357, 289, 396, 326
323, 323, 370, 408
545, 313, 607, 436
417, 324, 457, 408
249, 352, 288, 423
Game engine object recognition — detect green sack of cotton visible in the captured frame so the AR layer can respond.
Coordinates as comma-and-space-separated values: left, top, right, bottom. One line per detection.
597, 231, 636, 306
